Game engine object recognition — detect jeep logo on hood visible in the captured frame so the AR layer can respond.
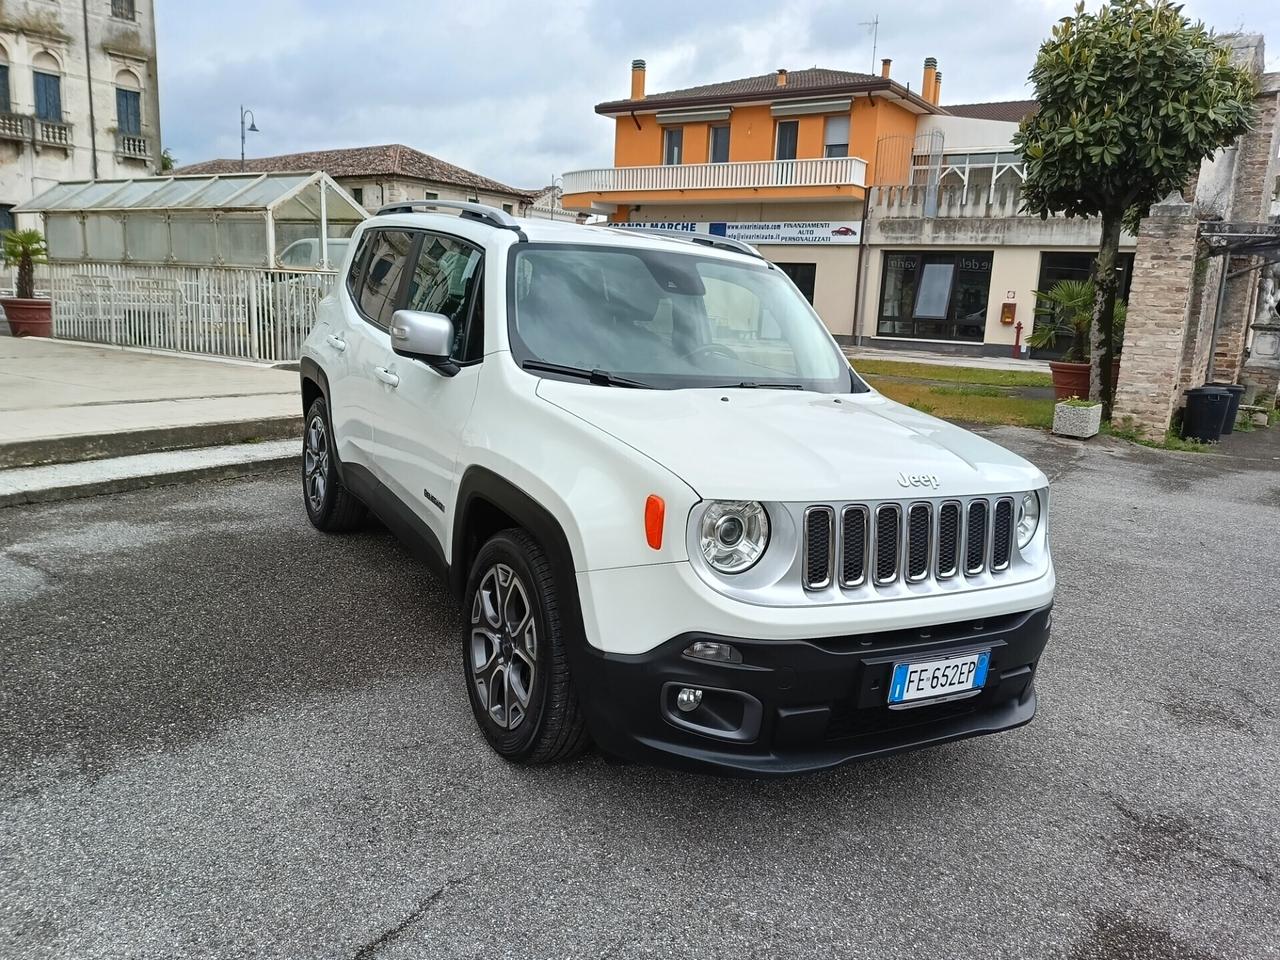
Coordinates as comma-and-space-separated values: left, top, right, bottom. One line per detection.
897, 472, 940, 490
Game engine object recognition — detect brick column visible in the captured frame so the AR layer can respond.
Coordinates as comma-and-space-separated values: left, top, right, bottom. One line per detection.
1112, 196, 1201, 438
1210, 257, 1257, 382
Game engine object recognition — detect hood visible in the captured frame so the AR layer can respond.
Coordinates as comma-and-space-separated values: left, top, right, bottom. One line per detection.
536, 383, 1047, 502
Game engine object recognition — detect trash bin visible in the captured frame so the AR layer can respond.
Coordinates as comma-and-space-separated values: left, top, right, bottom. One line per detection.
1182, 386, 1232, 442
1209, 382, 1246, 435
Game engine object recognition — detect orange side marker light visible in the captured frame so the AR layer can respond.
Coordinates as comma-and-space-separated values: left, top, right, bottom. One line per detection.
645, 495, 665, 550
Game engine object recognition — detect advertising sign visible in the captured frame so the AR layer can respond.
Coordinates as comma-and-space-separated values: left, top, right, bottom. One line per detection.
618, 221, 861, 245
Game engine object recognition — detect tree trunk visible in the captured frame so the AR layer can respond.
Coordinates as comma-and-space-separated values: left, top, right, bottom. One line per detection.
17, 252, 33, 301
1090, 213, 1124, 419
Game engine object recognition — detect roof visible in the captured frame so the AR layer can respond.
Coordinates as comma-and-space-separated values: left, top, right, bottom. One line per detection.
12, 171, 366, 220
942, 100, 1039, 122
174, 144, 536, 201
596, 67, 939, 115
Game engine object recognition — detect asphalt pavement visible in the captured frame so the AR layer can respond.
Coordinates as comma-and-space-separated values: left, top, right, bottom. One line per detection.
1, 427, 1277, 959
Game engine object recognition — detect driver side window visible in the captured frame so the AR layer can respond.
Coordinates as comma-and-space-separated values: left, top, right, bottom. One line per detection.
404, 233, 485, 363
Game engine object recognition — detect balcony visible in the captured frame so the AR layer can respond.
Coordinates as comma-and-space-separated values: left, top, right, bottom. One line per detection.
561, 156, 868, 204
116, 132, 150, 161
0, 112, 32, 143
36, 118, 72, 149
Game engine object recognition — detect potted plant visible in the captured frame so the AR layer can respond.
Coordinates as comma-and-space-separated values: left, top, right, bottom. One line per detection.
1028, 279, 1125, 401
1053, 396, 1103, 439
1, 229, 52, 337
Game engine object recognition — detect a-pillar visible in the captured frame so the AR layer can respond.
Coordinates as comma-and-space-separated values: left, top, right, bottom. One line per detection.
1112, 195, 1202, 438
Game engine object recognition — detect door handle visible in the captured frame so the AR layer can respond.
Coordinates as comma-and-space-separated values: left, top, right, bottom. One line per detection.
373, 366, 400, 388
325, 334, 346, 352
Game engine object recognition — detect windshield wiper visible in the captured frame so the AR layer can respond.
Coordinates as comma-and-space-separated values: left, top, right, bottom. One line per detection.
715, 381, 805, 390
521, 360, 652, 388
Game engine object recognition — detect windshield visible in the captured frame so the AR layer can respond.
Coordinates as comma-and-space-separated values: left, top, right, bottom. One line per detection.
508, 243, 861, 391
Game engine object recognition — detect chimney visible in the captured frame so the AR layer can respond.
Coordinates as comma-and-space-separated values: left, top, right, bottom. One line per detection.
776, 68, 788, 87
933, 71, 942, 105
880, 58, 892, 79
922, 57, 937, 104
630, 59, 646, 100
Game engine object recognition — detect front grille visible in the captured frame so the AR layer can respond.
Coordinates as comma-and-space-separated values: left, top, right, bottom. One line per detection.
803, 506, 834, 589
800, 493, 1026, 592
906, 503, 931, 582
966, 500, 989, 574
992, 498, 1014, 570
840, 506, 868, 586
874, 504, 900, 584
937, 502, 960, 578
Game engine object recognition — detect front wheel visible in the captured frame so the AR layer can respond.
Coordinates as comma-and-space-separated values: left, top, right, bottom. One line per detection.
462, 529, 589, 764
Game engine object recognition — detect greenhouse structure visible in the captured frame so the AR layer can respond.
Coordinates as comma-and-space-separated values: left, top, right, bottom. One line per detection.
11, 172, 367, 362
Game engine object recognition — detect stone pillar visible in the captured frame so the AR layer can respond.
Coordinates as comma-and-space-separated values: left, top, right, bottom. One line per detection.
1211, 257, 1257, 383
1112, 196, 1201, 438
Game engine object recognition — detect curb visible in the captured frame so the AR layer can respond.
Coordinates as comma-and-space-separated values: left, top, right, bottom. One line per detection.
0, 448, 300, 508
0, 416, 303, 470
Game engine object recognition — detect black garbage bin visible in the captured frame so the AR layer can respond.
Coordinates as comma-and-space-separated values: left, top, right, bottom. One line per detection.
1182, 386, 1231, 442
1209, 382, 1246, 435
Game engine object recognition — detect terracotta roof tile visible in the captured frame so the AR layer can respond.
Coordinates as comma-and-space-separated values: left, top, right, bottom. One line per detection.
597, 67, 887, 113
942, 100, 1040, 122
174, 144, 535, 200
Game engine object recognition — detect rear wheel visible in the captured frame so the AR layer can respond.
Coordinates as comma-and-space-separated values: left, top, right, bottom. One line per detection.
302, 396, 366, 532
463, 529, 589, 763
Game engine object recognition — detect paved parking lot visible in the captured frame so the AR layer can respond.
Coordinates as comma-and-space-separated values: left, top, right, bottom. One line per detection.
1, 427, 1277, 959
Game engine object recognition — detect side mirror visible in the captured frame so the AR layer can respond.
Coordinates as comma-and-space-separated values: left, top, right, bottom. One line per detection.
390, 309, 457, 375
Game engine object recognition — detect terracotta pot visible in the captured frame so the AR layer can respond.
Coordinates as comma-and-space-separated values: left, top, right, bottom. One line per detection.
1, 298, 53, 338
1048, 359, 1121, 402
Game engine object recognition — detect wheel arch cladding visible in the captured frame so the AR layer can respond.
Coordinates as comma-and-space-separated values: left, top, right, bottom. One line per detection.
299, 357, 329, 415
453, 466, 589, 654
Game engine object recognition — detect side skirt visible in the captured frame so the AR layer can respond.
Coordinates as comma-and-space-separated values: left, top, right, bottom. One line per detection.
343, 462, 451, 587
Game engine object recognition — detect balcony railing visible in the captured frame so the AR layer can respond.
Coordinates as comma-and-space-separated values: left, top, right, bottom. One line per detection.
36, 118, 71, 148
561, 156, 868, 196
116, 132, 150, 160
0, 112, 32, 142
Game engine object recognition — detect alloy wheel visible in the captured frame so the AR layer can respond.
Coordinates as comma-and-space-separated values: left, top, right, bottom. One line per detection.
470, 563, 538, 730
303, 414, 329, 512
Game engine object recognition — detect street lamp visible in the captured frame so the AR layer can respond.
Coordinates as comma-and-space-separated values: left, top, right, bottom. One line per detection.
240, 105, 259, 172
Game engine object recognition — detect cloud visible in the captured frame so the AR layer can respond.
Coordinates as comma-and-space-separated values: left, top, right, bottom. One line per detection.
157, 0, 1280, 187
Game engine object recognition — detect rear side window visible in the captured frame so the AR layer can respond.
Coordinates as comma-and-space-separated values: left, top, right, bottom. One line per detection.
357, 230, 414, 328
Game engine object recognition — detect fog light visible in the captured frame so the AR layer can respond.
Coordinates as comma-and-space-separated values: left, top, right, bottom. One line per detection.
676, 687, 703, 712
683, 641, 743, 664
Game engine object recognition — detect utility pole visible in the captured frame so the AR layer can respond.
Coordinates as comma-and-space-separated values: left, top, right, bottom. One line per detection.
860, 15, 880, 75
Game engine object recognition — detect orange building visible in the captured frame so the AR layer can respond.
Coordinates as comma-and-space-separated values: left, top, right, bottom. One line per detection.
561, 58, 945, 335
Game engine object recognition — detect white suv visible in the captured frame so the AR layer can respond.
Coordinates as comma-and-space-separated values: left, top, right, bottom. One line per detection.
299, 201, 1055, 775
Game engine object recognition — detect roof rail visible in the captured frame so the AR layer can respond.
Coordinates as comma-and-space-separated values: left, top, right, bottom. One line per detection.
611, 226, 764, 260
375, 199, 526, 239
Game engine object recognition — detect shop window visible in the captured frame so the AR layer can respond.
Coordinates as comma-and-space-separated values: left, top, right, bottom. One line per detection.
709, 125, 730, 163
823, 116, 849, 159
663, 127, 683, 165
778, 262, 816, 304
877, 251, 992, 342
775, 120, 798, 161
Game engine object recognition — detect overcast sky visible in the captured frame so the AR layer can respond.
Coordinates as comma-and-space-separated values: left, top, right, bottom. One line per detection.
157, 0, 1280, 190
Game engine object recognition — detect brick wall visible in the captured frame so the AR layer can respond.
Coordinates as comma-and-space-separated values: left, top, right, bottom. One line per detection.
1112, 197, 1201, 437
1211, 256, 1258, 382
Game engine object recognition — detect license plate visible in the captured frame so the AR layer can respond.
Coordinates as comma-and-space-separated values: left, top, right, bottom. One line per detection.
888, 650, 990, 707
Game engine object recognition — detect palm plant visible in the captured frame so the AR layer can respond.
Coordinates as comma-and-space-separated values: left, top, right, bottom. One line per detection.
2, 229, 48, 301
1029, 278, 1126, 362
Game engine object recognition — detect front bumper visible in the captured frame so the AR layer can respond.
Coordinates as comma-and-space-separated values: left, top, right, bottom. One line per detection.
575, 605, 1052, 776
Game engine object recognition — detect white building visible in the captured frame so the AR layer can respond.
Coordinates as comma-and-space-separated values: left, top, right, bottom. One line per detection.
0, 0, 162, 231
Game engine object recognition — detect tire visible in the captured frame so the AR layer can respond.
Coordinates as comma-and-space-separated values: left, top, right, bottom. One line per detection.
462, 528, 589, 764
302, 396, 366, 532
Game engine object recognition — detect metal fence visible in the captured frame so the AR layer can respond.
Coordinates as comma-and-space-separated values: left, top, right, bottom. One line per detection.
3, 262, 337, 363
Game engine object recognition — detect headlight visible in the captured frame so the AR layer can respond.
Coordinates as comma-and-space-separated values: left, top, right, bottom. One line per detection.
1016, 491, 1041, 548
698, 501, 769, 574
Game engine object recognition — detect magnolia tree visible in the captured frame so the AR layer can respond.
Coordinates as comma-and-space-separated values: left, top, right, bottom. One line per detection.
1014, 0, 1255, 417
